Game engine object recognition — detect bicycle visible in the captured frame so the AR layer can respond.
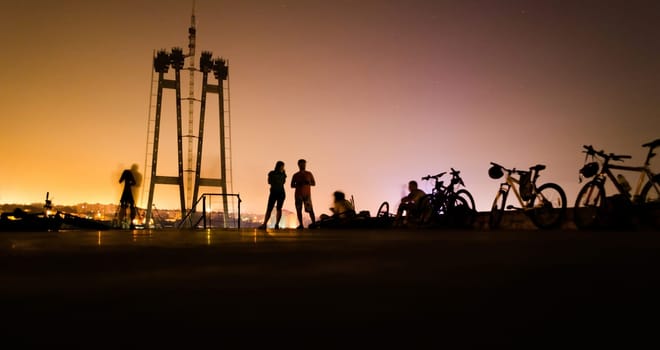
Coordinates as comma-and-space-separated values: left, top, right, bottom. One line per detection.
488, 162, 567, 229
420, 168, 477, 228
574, 139, 660, 229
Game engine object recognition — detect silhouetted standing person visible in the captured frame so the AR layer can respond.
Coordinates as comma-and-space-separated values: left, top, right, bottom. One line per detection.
259, 161, 287, 229
291, 159, 316, 229
119, 166, 137, 227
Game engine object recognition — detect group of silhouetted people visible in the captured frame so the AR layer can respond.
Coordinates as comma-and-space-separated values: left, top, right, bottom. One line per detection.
259, 159, 427, 229
115, 160, 427, 230
115, 159, 435, 230
259, 159, 318, 229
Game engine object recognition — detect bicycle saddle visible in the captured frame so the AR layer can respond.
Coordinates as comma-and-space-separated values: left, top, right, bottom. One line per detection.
530, 164, 546, 171
642, 139, 660, 149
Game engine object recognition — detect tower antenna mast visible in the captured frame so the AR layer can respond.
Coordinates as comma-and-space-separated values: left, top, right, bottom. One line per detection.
185, 0, 197, 207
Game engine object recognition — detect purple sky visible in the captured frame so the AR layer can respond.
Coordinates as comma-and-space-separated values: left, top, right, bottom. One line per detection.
1, 0, 659, 220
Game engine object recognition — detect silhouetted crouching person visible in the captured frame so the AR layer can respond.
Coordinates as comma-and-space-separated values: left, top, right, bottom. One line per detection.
329, 191, 355, 219
118, 166, 137, 228
291, 159, 316, 229
316, 191, 356, 228
258, 161, 287, 229
394, 180, 427, 227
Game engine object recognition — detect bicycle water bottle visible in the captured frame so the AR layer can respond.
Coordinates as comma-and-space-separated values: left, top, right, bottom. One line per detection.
616, 174, 632, 194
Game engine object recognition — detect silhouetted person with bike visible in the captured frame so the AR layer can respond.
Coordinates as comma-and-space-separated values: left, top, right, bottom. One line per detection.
291, 159, 316, 229
394, 180, 427, 227
118, 165, 138, 228
258, 161, 286, 229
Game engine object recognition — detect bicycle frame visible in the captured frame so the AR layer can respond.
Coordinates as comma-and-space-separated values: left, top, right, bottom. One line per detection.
601, 163, 658, 201
423, 169, 472, 213
422, 172, 453, 201
496, 165, 547, 210
580, 141, 660, 206
426, 178, 450, 212
497, 174, 533, 210
575, 141, 660, 229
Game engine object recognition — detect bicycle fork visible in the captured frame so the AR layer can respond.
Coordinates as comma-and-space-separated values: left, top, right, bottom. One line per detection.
494, 183, 513, 209
497, 182, 528, 211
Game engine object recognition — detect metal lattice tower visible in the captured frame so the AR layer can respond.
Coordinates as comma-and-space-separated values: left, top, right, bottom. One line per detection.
145, 48, 187, 223
143, 3, 233, 227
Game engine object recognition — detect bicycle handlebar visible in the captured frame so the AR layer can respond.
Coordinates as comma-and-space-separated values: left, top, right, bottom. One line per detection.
423, 169, 466, 187
582, 145, 600, 156
490, 162, 517, 174
490, 162, 505, 170
582, 145, 631, 162
421, 172, 446, 181
449, 168, 465, 186
491, 162, 547, 176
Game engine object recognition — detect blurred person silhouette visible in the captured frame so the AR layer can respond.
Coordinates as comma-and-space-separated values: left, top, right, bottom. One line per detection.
291, 159, 316, 229
258, 161, 287, 229
394, 180, 427, 227
328, 191, 355, 219
118, 164, 139, 228
316, 190, 356, 227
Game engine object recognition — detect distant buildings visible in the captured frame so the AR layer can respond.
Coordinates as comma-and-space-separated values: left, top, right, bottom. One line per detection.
0, 202, 281, 229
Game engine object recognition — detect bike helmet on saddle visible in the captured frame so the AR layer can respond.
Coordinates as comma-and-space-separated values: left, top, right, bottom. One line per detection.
488, 165, 504, 179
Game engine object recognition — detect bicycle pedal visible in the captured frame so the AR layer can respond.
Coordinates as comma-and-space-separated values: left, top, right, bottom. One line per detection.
506, 205, 519, 210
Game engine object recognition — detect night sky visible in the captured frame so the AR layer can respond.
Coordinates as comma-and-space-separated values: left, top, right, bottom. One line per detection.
1, 0, 658, 220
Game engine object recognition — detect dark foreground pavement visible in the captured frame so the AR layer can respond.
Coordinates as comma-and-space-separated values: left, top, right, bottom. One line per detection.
1, 227, 659, 348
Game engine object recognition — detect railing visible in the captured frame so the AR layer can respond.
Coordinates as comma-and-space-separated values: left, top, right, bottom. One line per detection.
178, 193, 242, 229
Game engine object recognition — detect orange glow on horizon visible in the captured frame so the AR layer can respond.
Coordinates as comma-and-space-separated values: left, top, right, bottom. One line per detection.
1, 1, 658, 217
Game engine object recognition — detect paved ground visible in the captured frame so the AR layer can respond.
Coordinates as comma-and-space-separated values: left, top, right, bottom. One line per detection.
1, 226, 659, 347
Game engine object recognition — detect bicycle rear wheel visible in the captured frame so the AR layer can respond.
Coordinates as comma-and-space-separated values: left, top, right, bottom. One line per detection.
489, 190, 507, 229
456, 189, 476, 212
574, 181, 605, 229
639, 177, 660, 228
530, 183, 567, 229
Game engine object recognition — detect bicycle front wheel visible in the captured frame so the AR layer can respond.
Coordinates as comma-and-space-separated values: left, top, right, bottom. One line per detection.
530, 183, 567, 229
639, 176, 660, 228
376, 201, 390, 218
574, 181, 605, 229
640, 177, 660, 204
489, 190, 507, 229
